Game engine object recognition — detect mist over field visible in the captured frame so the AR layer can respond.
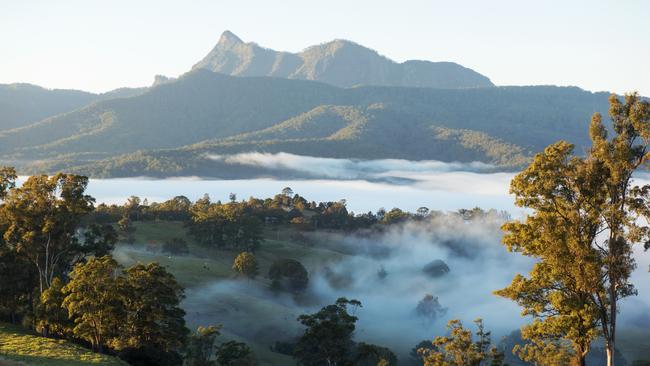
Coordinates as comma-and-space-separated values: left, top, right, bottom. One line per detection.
177, 213, 529, 357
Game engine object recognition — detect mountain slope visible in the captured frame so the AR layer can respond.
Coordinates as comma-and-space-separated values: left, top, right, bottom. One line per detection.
1, 69, 611, 177
192, 31, 494, 89
55, 105, 532, 179
0, 84, 97, 131
0, 83, 149, 132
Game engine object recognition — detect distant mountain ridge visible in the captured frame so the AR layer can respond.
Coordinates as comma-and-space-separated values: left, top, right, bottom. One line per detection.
0, 69, 611, 178
192, 31, 494, 89
0, 83, 148, 131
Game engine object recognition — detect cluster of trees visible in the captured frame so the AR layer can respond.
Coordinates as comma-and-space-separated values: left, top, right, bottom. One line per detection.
91, 187, 472, 253
0, 169, 256, 365
187, 195, 264, 251
52, 257, 187, 359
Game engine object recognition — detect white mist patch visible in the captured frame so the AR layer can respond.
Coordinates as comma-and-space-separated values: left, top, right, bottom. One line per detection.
208, 152, 495, 180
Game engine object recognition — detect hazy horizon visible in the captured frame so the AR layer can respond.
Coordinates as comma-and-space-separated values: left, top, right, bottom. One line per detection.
2, 0, 649, 95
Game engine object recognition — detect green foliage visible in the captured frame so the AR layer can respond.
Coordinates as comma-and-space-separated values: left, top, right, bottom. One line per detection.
62, 256, 125, 352
82, 224, 118, 257
232, 252, 259, 279
2, 173, 94, 294
496, 93, 650, 365
0, 247, 36, 324
34, 277, 72, 338
418, 318, 505, 366
62, 256, 188, 354
267, 258, 309, 293
188, 199, 263, 251
294, 298, 361, 366
119, 262, 187, 352
215, 341, 255, 366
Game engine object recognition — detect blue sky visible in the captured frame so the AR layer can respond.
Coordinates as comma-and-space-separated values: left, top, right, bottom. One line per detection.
1, 0, 648, 94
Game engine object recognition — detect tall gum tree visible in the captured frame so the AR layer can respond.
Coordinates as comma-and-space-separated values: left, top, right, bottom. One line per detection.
496, 94, 650, 366
1, 173, 94, 294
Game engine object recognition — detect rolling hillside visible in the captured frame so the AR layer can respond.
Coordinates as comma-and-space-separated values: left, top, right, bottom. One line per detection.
1, 69, 612, 178
0, 83, 148, 132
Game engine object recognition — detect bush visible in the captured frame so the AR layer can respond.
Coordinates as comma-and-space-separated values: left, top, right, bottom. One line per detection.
268, 259, 308, 293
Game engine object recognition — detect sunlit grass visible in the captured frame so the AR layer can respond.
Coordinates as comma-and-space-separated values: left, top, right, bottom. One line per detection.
0, 323, 127, 366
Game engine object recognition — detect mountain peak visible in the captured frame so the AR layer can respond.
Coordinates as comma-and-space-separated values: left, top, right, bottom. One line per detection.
194, 32, 494, 89
218, 30, 243, 47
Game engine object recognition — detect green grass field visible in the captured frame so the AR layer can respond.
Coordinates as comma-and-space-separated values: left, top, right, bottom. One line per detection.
0, 323, 127, 366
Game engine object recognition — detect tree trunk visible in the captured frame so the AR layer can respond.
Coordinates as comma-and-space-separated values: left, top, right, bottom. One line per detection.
607, 282, 617, 366
606, 346, 614, 366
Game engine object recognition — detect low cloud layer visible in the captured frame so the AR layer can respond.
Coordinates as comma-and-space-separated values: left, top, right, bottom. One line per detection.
208, 152, 496, 181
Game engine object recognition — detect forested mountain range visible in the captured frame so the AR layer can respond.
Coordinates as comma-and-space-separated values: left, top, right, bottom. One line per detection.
0, 33, 615, 178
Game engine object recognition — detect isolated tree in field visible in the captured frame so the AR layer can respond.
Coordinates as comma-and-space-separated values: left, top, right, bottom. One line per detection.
496, 94, 650, 366
2, 173, 94, 294
119, 262, 188, 352
232, 252, 259, 279
418, 318, 505, 366
268, 258, 309, 293
294, 298, 361, 366
62, 256, 125, 352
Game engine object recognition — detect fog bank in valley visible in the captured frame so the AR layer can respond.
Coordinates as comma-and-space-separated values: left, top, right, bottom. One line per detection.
181, 213, 534, 357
